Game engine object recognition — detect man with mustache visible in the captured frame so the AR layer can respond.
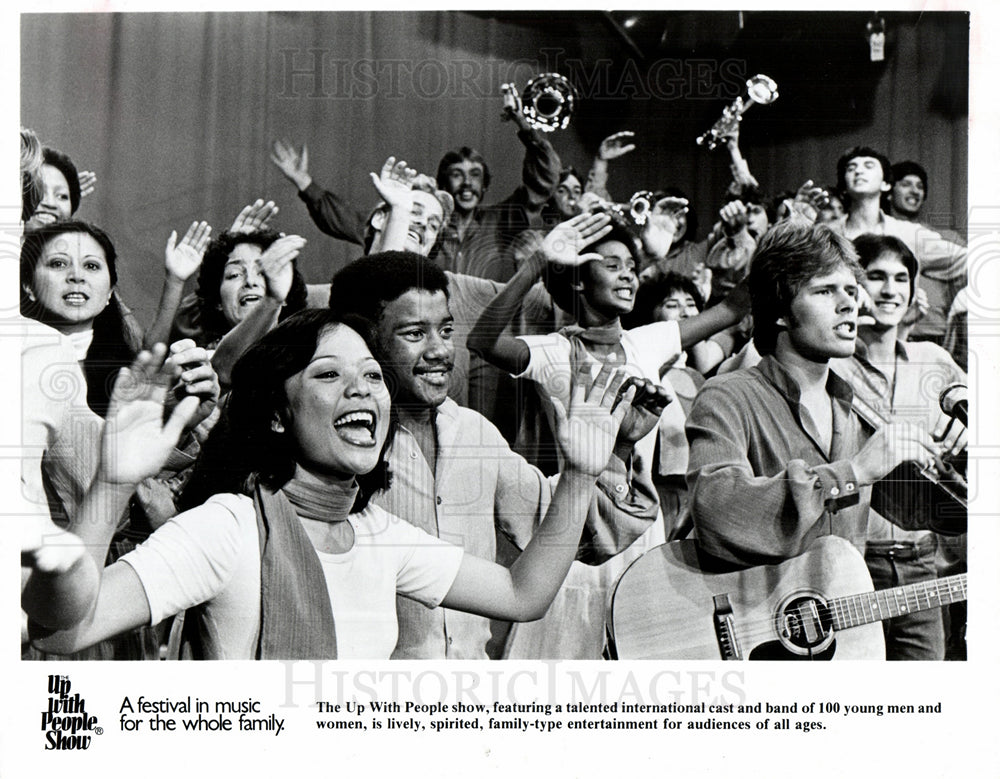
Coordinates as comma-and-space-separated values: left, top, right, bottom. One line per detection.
686, 222, 940, 569
327, 251, 664, 659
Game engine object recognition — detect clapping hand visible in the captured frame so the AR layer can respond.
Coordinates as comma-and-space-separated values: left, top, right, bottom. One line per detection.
719, 200, 749, 236
614, 376, 674, 446
164, 221, 212, 282
166, 339, 220, 432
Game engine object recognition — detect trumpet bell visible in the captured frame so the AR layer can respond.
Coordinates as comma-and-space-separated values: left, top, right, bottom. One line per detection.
629, 191, 656, 226
746, 74, 779, 105
519, 73, 578, 132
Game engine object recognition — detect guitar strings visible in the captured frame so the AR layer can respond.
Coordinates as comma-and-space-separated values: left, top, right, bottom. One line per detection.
719, 575, 968, 646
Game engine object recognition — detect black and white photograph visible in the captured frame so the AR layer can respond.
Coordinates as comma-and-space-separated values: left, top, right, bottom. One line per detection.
6, 2, 998, 776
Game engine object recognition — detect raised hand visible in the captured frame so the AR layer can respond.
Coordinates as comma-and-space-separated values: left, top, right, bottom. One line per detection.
270, 139, 312, 190
551, 361, 633, 477
259, 234, 306, 303
78, 170, 97, 199
369, 156, 417, 209
641, 196, 689, 257
98, 346, 201, 487
719, 200, 749, 235
164, 221, 212, 282
598, 131, 637, 161
230, 199, 279, 234
500, 83, 531, 131
778, 179, 829, 224
540, 212, 613, 266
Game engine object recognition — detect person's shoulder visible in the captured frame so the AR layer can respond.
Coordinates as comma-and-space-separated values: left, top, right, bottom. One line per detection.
700, 363, 770, 399
903, 339, 963, 370
627, 320, 680, 341
442, 398, 508, 442
199, 493, 255, 522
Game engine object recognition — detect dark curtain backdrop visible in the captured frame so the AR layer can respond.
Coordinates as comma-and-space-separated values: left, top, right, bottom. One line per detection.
22, 11, 968, 328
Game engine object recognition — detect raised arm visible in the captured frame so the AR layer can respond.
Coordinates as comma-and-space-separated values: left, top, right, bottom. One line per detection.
677, 276, 751, 351
584, 131, 636, 202
724, 128, 759, 191
144, 222, 212, 349
368, 156, 417, 253
210, 234, 306, 387
440, 364, 632, 621
467, 212, 612, 375
501, 85, 562, 210
271, 138, 368, 246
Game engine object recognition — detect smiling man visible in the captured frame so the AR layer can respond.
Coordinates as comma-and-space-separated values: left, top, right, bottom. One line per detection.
831, 234, 967, 660
328, 251, 660, 659
835, 146, 966, 344
686, 221, 939, 569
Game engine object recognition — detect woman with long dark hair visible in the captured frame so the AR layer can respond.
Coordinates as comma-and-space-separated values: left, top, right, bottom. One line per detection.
25, 309, 634, 659
21, 220, 142, 417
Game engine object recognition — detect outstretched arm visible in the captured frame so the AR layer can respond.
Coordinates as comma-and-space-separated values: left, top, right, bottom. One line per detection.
467, 212, 612, 375
677, 277, 751, 351
144, 222, 212, 349
440, 364, 633, 621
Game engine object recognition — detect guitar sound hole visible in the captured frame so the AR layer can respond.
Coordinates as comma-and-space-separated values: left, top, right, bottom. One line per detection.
773, 591, 836, 657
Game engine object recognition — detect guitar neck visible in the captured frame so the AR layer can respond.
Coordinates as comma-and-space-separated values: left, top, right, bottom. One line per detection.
830, 574, 967, 631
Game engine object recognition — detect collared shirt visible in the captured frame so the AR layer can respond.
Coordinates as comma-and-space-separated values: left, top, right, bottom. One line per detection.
687, 355, 873, 567
832, 339, 966, 543
837, 210, 966, 339
838, 211, 966, 283
375, 398, 656, 659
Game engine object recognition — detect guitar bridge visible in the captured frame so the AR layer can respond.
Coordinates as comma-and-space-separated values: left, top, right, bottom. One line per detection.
713, 594, 743, 660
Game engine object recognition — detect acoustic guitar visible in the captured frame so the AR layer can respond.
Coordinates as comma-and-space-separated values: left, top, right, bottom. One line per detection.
608, 536, 966, 660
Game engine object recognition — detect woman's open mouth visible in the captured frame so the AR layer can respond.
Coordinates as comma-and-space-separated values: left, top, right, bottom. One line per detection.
333, 410, 377, 446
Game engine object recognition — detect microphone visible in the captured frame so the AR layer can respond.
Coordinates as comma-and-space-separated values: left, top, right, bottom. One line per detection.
939, 383, 968, 427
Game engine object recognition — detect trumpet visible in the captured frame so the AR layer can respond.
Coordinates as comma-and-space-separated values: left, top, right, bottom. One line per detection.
696, 74, 779, 150
503, 73, 578, 133
582, 190, 659, 231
